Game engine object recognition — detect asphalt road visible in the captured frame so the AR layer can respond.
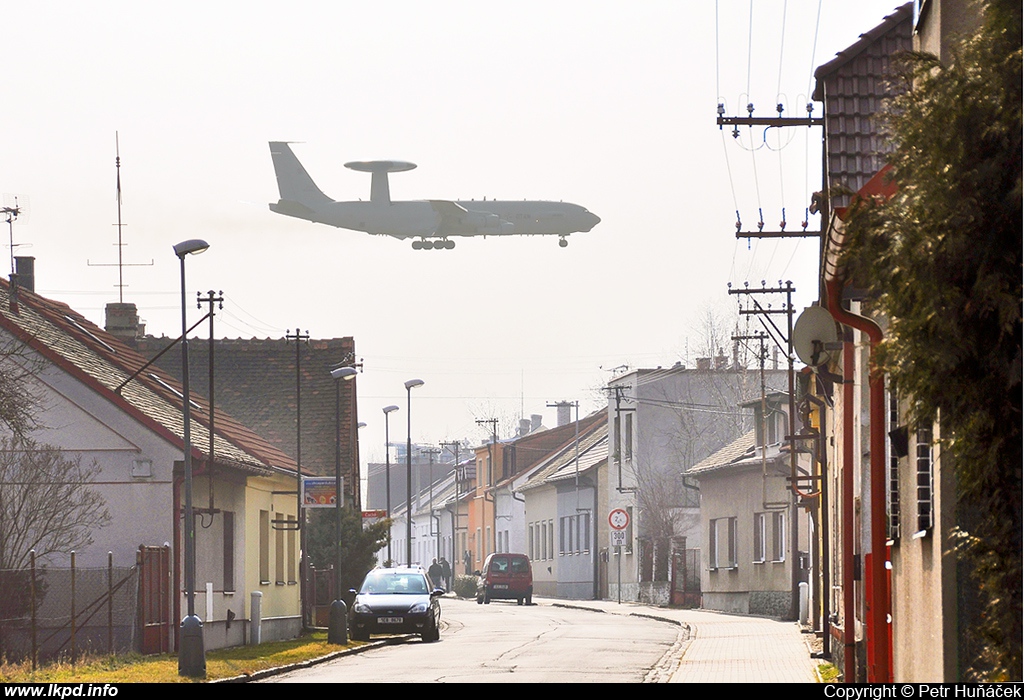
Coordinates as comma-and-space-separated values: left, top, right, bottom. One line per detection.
263, 597, 685, 683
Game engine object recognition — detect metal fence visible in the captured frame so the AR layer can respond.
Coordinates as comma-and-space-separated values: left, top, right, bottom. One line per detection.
0, 552, 138, 667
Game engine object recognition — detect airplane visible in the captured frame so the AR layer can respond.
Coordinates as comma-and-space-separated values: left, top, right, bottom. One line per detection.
268, 142, 600, 250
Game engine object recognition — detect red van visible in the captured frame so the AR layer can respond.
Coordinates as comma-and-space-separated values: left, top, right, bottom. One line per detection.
476, 553, 533, 605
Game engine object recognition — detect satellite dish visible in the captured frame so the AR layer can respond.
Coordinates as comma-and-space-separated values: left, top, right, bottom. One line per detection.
793, 305, 840, 367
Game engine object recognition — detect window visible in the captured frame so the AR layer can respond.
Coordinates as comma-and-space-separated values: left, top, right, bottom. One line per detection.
625, 506, 634, 554
223, 511, 235, 591
709, 517, 738, 570
754, 513, 766, 563
624, 413, 633, 460
528, 523, 535, 559
771, 511, 786, 562
540, 522, 547, 560
915, 426, 934, 535
275, 512, 285, 584
259, 510, 270, 584
580, 512, 590, 554
548, 519, 554, 560
888, 391, 903, 541
287, 516, 297, 584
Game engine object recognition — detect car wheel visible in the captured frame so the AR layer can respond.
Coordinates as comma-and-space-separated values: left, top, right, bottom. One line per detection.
421, 617, 440, 642
526, 587, 533, 605
483, 590, 491, 604
517, 597, 523, 606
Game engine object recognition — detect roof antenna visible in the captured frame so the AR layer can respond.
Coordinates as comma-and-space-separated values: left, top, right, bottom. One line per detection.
88, 132, 153, 302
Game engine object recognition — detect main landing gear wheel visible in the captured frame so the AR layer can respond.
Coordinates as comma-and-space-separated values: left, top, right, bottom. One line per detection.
558, 237, 568, 248
411, 239, 455, 250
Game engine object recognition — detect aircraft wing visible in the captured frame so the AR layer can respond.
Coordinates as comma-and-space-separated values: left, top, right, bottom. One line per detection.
427, 199, 469, 219
428, 199, 512, 236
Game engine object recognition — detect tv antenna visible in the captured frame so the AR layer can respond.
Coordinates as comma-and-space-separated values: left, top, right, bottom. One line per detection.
2, 194, 31, 278
88, 132, 153, 302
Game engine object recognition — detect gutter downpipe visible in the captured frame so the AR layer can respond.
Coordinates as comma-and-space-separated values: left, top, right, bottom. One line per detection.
825, 275, 889, 683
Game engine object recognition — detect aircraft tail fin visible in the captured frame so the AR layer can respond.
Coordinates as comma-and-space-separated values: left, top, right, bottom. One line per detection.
269, 142, 333, 207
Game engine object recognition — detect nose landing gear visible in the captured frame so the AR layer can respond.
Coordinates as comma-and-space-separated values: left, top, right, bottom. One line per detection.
558, 237, 569, 248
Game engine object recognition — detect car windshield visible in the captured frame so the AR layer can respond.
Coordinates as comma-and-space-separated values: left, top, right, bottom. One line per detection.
360, 571, 429, 595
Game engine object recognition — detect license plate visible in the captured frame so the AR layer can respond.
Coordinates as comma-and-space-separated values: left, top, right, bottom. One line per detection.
493, 584, 508, 589
378, 616, 403, 624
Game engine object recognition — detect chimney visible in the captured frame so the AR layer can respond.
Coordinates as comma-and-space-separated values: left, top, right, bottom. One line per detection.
715, 347, 728, 370
556, 402, 571, 427
14, 257, 35, 292
105, 302, 142, 342
696, 357, 712, 371
519, 418, 531, 437
531, 414, 542, 432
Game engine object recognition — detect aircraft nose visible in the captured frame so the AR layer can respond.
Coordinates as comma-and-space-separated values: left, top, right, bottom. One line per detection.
583, 211, 601, 231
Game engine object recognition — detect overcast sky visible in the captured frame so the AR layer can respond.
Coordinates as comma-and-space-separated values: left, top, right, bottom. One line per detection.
1, 1, 906, 468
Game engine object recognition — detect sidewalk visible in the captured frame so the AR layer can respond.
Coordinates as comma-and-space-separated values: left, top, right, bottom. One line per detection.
544, 597, 821, 683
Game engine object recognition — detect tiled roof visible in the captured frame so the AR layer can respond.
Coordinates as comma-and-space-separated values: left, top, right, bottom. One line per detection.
519, 420, 609, 491
136, 335, 357, 480
492, 410, 606, 489
0, 280, 296, 476
689, 429, 757, 475
813, 3, 913, 210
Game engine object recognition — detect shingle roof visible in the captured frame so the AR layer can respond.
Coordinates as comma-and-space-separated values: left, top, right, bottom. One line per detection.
519, 421, 609, 491
689, 429, 758, 476
0, 280, 297, 476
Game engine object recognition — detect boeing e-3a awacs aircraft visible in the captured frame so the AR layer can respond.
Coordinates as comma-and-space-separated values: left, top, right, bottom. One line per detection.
268, 142, 600, 250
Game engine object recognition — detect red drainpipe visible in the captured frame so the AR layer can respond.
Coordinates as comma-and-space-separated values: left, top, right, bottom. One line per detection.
826, 277, 890, 683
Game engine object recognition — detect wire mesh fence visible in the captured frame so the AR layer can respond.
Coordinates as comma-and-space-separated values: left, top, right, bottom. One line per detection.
0, 553, 138, 666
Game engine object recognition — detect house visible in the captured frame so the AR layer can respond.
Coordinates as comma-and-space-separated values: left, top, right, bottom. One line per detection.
135, 334, 360, 508
605, 359, 787, 603
518, 418, 608, 599
0, 270, 304, 652
690, 392, 811, 617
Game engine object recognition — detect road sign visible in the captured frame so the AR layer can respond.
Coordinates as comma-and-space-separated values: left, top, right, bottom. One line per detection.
609, 508, 630, 531
611, 530, 627, 547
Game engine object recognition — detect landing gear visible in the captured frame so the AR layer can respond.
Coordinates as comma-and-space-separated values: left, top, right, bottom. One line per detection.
411, 238, 455, 250
558, 237, 568, 248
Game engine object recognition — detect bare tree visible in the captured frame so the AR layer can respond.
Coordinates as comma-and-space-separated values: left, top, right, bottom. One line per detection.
0, 336, 45, 440
0, 438, 111, 571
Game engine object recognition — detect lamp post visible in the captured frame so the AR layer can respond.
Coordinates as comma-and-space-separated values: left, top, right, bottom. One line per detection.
382, 405, 399, 565
173, 238, 209, 678
404, 379, 424, 566
328, 366, 357, 644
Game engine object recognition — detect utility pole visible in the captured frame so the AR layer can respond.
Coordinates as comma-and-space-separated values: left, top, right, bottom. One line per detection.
716, 102, 830, 298
422, 447, 441, 561
729, 281, 804, 621
475, 418, 498, 559
197, 291, 224, 513
286, 327, 310, 628
440, 440, 463, 574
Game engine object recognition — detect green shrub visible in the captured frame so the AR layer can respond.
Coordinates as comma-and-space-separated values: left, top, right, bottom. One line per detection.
453, 574, 477, 599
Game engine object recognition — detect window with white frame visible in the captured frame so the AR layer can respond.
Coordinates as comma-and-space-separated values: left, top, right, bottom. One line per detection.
709, 517, 737, 570
771, 511, 786, 562
754, 512, 766, 563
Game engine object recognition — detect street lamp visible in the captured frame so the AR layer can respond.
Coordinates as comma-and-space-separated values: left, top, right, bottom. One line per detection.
382, 405, 399, 565
404, 379, 424, 566
174, 238, 209, 678
328, 365, 357, 644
